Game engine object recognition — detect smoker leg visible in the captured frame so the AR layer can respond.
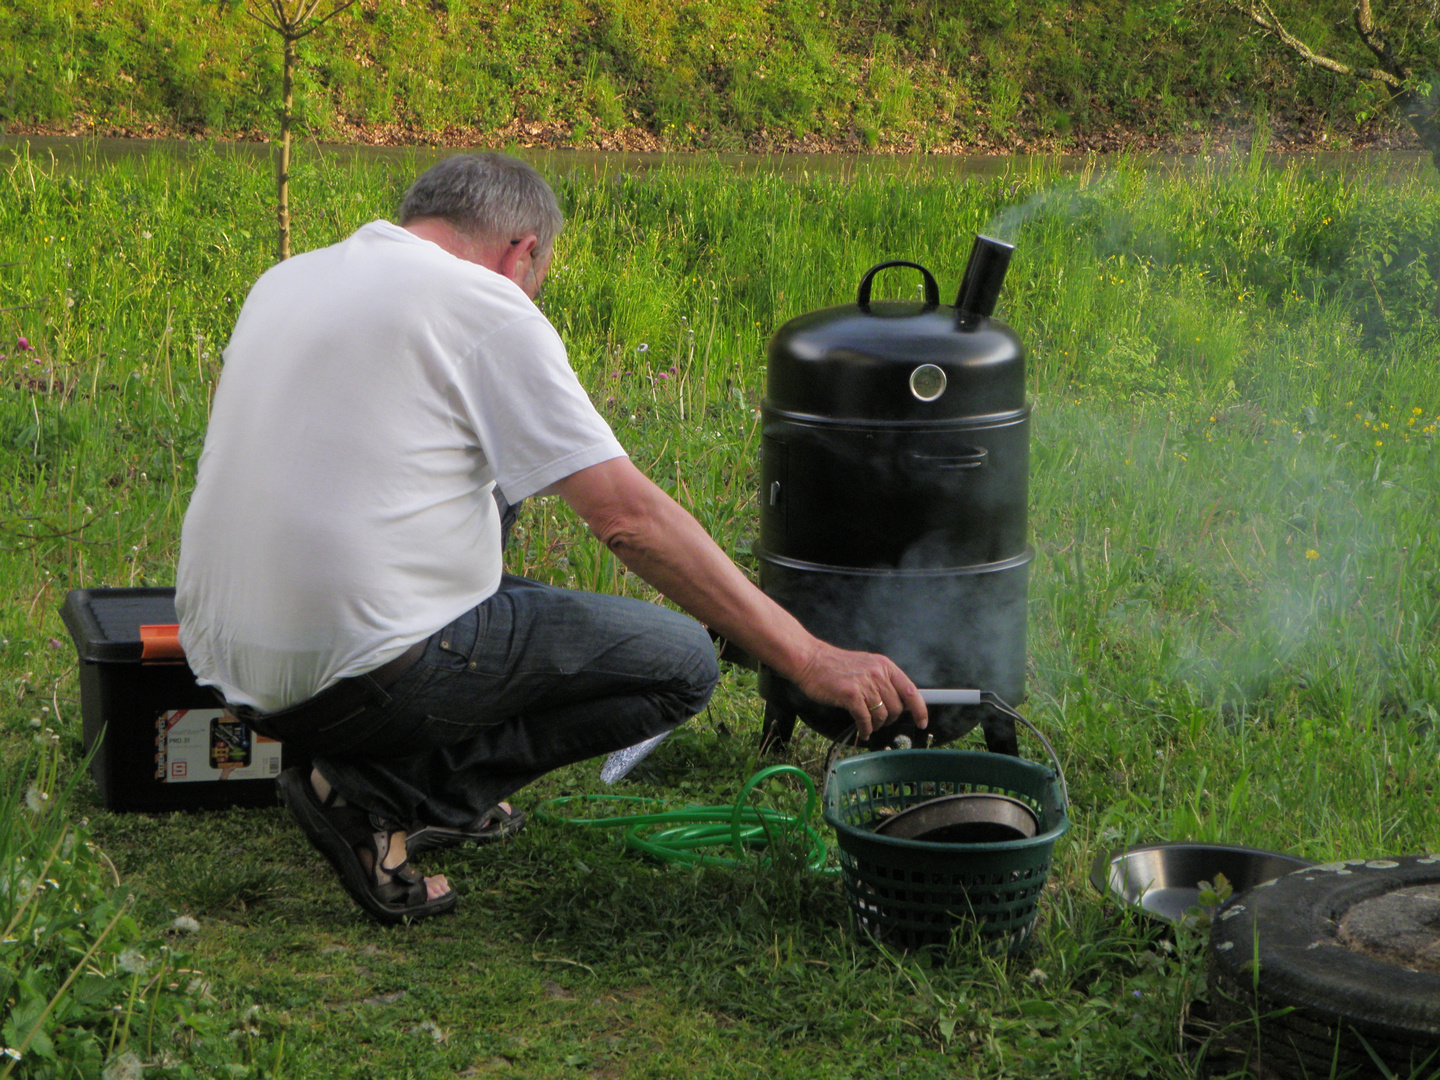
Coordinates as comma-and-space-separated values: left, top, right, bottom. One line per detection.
759, 703, 798, 754
980, 705, 1019, 757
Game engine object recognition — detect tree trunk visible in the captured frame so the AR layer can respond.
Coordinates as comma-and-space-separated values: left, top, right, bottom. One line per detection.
277, 35, 296, 261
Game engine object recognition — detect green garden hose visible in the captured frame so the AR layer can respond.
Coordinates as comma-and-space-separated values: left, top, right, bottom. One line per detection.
535, 764, 838, 874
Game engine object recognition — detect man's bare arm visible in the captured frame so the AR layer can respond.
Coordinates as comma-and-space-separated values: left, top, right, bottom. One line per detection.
547, 456, 927, 737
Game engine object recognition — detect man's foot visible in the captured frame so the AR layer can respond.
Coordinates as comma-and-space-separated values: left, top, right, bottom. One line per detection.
404, 802, 527, 857
277, 767, 457, 922
306, 769, 451, 899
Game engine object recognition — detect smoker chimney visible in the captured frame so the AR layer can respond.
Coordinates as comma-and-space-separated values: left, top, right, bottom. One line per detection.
954, 235, 1015, 326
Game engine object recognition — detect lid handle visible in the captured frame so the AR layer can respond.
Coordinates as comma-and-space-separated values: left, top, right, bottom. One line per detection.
856, 260, 940, 310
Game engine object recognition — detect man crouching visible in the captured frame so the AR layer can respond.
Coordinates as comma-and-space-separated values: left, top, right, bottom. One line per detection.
176, 153, 925, 922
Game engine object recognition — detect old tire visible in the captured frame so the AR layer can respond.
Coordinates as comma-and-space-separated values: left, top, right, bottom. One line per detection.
1207, 854, 1440, 1079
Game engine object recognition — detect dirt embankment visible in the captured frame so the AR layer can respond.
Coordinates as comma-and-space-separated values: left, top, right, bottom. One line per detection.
7, 106, 1422, 158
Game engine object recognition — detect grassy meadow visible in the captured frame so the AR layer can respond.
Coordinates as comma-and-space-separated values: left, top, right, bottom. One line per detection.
2, 140, 1439, 1078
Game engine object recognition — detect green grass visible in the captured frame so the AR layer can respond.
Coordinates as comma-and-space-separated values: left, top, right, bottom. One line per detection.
2, 143, 1439, 1077
0, 0, 1421, 153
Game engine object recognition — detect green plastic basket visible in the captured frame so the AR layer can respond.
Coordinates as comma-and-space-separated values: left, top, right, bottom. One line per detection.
823, 749, 1069, 952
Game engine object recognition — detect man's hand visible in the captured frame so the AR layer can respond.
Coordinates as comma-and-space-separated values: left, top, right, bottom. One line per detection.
793, 642, 928, 739
548, 458, 928, 737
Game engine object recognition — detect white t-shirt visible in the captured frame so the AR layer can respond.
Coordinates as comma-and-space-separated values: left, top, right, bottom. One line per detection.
176, 221, 626, 711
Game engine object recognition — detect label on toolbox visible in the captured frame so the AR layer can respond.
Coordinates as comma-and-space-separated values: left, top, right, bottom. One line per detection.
155, 709, 282, 783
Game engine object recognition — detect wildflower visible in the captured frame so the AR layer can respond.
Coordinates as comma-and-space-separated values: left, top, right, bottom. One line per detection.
169, 915, 200, 934
636, 343, 648, 353
1415, 407, 1424, 416
1375, 440, 1383, 447
17, 337, 32, 351
2, 1048, 21, 1062
1305, 549, 1319, 561
118, 948, 152, 975
102, 1050, 143, 1080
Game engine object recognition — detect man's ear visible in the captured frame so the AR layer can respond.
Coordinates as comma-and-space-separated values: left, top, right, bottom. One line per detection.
498, 234, 540, 286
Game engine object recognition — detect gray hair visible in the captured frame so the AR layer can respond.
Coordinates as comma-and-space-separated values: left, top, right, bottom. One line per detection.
399, 153, 563, 257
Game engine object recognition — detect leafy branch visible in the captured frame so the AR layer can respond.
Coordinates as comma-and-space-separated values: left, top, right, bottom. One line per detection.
1229, 0, 1440, 168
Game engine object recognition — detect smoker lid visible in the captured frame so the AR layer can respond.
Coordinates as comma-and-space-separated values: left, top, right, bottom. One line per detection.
766, 257, 1025, 423
766, 299, 1025, 422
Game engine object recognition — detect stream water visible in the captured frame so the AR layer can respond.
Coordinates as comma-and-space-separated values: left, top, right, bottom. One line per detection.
2, 132, 1432, 181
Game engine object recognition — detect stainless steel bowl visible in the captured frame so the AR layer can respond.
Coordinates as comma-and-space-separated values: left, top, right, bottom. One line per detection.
1090, 842, 1316, 923
874, 792, 1039, 844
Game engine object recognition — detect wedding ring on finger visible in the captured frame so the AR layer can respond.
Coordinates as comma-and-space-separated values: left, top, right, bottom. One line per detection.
867, 702, 885, 714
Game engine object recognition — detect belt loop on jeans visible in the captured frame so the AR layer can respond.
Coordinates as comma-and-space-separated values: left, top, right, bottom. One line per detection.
232, 638, 428, 740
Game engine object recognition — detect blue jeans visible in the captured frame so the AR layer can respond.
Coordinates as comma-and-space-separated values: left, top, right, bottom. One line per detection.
258, 575, 719, 829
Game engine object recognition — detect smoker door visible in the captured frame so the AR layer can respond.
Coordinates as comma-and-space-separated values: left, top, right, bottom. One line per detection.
759, 411, 1029, 569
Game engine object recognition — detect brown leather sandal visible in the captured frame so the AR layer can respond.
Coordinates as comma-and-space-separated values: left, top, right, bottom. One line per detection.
277, 767, 457, 924
404, 803, 527, 856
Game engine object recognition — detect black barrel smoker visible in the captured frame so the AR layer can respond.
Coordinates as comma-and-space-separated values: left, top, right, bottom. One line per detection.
756, 237, 1031, 752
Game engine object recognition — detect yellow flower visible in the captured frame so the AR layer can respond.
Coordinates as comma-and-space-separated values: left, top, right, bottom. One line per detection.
1305, 549, 1319, 560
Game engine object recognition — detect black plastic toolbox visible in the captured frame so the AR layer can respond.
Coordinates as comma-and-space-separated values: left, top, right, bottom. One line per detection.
60, 587, 306, 812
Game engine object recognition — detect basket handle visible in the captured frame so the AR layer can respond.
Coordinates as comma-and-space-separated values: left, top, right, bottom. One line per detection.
821, 692, 1069, 812
998, 702, 1069, 811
